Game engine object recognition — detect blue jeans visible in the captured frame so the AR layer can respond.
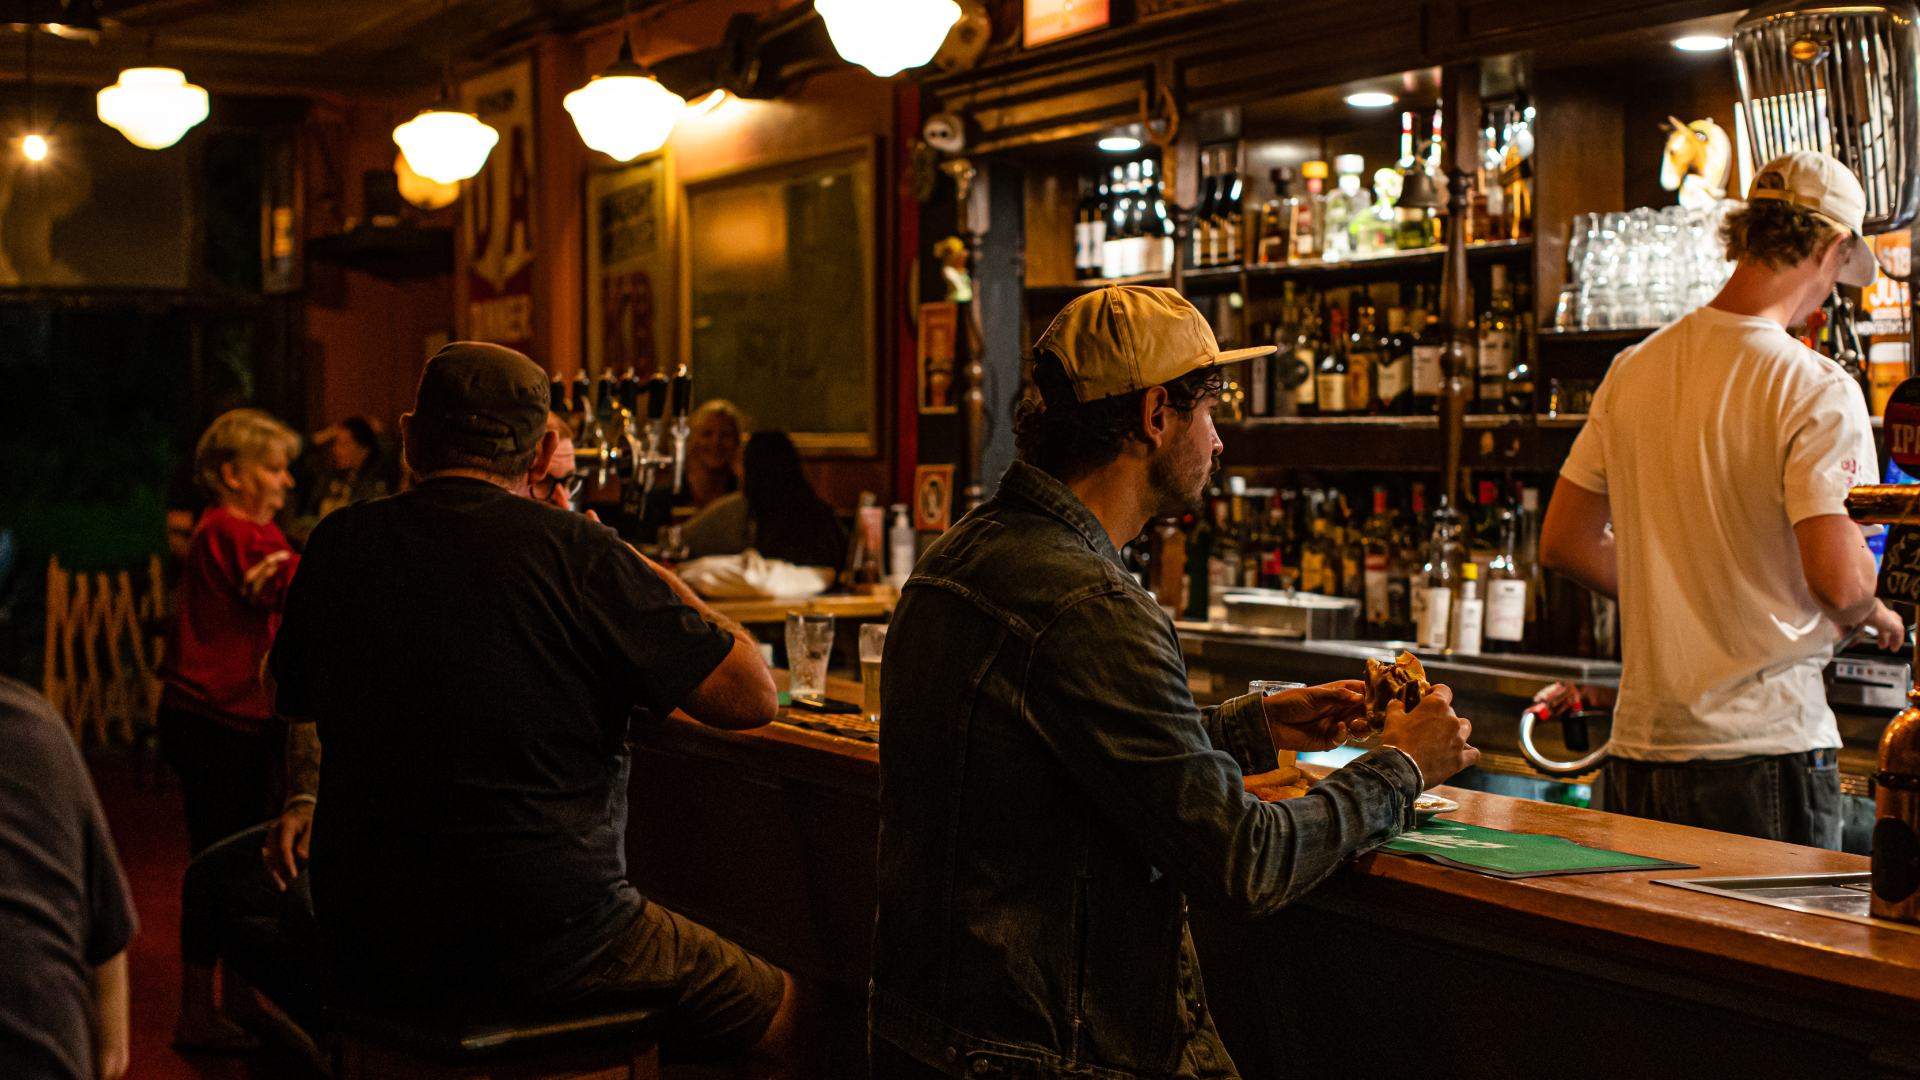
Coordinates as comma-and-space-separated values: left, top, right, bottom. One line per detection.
1602, 750, 1842, 850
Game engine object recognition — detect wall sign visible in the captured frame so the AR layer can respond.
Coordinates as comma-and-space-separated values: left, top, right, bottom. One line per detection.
1877, 524, 1920, 606
1886, 377, 1920, 472
1025, 0, 1111, 47
586, 152, 676, 378
461, 58, 536, 353
914, 465, 955, 533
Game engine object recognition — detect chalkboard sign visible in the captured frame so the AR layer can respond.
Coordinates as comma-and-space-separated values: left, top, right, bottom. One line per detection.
1878, 526, 1920, 606
686, 145, 877, 455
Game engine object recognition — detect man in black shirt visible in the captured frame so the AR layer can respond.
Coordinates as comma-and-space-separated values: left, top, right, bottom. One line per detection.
267, 342, 791, 1067
0, 677, 136, 1080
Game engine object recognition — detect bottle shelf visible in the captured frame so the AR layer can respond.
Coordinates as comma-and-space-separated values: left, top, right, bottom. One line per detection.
1217, 411, 1585, 472
1026, 240, 1535, 296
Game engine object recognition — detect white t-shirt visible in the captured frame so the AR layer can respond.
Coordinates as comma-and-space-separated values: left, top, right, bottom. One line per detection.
1561, 305, 1876, 761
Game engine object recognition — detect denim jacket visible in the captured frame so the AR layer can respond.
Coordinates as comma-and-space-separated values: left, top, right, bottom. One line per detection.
871, 462, 1422, 1079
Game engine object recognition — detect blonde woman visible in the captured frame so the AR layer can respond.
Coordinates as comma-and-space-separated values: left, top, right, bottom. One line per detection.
682, 399, 749, 512
160, 408, 300, 1050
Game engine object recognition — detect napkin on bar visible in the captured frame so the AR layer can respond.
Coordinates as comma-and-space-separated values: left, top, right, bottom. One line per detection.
677, 549, 835, 600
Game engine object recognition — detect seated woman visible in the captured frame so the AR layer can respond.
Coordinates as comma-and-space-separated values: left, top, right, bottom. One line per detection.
681, 431, 844, 570
682, 400, 749, 512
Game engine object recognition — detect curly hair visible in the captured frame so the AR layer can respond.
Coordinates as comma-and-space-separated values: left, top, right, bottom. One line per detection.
1013, 351, 1226, 483
1720, 199, 1847, 271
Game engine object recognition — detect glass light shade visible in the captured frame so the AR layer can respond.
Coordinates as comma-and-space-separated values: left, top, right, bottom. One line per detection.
393, 109, 499, 185
814, 0, 962, 78
565, 72, 685, 161
96, 67, 209, 150
20, 134, 48, 162
394, 152, 460, 211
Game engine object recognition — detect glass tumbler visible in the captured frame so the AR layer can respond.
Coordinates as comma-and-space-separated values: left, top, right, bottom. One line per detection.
785, 611, 835, 698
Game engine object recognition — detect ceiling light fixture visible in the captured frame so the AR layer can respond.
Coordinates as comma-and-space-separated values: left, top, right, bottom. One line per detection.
1345, 91, 1397, 109
20, 133, 49, 162
1673, 34, 1730, 51
391, 0, 498, 185
565, 29, 686, 161
1098, 135, 1142, 153
97, 66, 210, 149
815, 0, 963, 78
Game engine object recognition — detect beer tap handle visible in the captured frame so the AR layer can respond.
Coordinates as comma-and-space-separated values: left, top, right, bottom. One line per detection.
549, 376, 567, 414
670, 367, 692, 419
645, 376, 669, 422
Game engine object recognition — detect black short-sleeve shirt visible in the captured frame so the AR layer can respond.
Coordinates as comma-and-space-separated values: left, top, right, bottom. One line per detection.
270, 477, 733, 998
0, 676, 138, 1080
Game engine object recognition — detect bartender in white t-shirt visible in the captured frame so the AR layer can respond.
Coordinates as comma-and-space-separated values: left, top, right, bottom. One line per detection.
1541, 151, 1907, 849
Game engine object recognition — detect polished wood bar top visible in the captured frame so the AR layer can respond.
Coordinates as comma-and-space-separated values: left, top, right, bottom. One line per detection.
704, 593, 895, 625
643, 685, 1920, 1013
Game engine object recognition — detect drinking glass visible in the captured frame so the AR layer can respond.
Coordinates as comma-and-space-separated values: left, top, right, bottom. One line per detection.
785, 611, 835, 698
859, 623, 888, 724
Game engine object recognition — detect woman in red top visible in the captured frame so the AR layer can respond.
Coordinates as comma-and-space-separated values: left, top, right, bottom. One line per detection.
159, 409, 300, 1050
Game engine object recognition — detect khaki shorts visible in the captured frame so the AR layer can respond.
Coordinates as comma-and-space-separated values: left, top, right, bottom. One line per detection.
561, 900, 788, 1060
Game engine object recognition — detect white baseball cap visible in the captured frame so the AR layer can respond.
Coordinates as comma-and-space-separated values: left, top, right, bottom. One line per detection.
1034, 285, 1275, 404
1745, 150, 1885, 287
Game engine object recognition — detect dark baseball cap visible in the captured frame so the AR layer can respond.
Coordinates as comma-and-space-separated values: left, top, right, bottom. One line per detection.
412, 341, 549, 456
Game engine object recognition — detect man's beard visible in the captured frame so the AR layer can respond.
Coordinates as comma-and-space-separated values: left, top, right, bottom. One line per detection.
1148, 451, 1213, 518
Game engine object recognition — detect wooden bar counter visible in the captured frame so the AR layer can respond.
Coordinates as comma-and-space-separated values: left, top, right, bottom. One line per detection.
625, 679, 1920, 1079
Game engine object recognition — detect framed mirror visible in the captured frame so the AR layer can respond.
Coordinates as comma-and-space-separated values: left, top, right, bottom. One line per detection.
684, 141, 879, 456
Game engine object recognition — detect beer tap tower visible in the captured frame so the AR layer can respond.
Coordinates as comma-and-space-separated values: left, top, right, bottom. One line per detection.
571, 365, 696, 501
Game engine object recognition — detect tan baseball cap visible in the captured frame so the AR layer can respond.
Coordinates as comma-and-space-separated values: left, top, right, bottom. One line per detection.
1034, 285, 1275, 404
1745, 150, 1884, 287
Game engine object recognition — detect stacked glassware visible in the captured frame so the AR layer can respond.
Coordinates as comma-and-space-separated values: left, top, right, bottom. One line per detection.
1555, 204, 1734, 331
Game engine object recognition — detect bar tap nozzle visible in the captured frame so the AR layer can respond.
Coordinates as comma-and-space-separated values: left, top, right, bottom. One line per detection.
669, 367, 692, 494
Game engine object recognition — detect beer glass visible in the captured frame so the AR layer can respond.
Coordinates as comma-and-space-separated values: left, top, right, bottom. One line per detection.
785, 611, 835, 698
859, 623, 888, 724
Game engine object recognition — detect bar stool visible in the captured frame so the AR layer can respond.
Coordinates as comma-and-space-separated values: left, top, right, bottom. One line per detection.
329, 997, 664, 1080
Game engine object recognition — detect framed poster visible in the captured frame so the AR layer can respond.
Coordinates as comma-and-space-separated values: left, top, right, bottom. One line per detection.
685, 142, 879, 456
913, 465, 955, 533
918, 301, 959, 414
586, 153, 675, 378
1025, 0, 1111, 46
460, 58, 536, 352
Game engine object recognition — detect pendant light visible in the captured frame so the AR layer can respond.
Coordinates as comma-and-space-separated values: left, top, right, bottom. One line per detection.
96, 66, 209, 149
814, 0, 962, 78
392, 1, 498, 185
564, 14, 686, 162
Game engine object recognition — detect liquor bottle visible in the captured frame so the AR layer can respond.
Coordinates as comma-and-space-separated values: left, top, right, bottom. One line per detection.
1192, 150, 1219, 269
1346, 293, 1380, 415
1292, 160, 1328, 262
1519, 485, 1545, 633
1073, 175, 1096, 280
1102, 165, 1128, 279
1217, 158, 1245, 267
1290, 299, 1321, 416
1483, 487, 1528, 652
1338, 496, 1366, 606
1316, 301, 1349, 415
1362, 486, 1394, 634
1476, 265, 1516, 412
1411, 304, 1445, 415
1300, 516, 1334, 595
1377, 303, 1413, 414
1246, 320, 1272, 418
1143, 157, 1175, 276
1257, 168, 1295, 266
1468, 479, 1501, 582
1123, 160, 1148, 277
1506, 279, 1535, 413
1501, 94, 1535, 241
1413, 496, 1466, 651
1210, 493, 1240, 593
1387, 492, 1417, 639
1322, 155, 1369, 261
1451, 563, 1485, 656
1262, 496, 1290, 590
1087, 173, 1109, 281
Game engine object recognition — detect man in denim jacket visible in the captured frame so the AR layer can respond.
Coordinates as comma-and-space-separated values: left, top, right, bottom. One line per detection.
871, 286, 1479, 1079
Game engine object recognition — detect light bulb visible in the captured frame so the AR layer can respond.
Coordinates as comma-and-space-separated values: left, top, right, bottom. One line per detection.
97, 67, 210, 150
1098, 136, 1142, 153
1345, 91, 1397, 109
1673, 35, 1730, 52
393, 109, 499, 185
21, 134, 48, 162
814, 0, 962, 78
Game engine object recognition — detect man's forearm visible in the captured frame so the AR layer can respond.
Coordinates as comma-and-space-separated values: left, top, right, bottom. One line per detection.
91, 951, 129, 1080
286, 721, 321, 801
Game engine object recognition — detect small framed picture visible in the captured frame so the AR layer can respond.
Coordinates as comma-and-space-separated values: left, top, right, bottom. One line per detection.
918, 302, 959, 415
913, 465, 955, 533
